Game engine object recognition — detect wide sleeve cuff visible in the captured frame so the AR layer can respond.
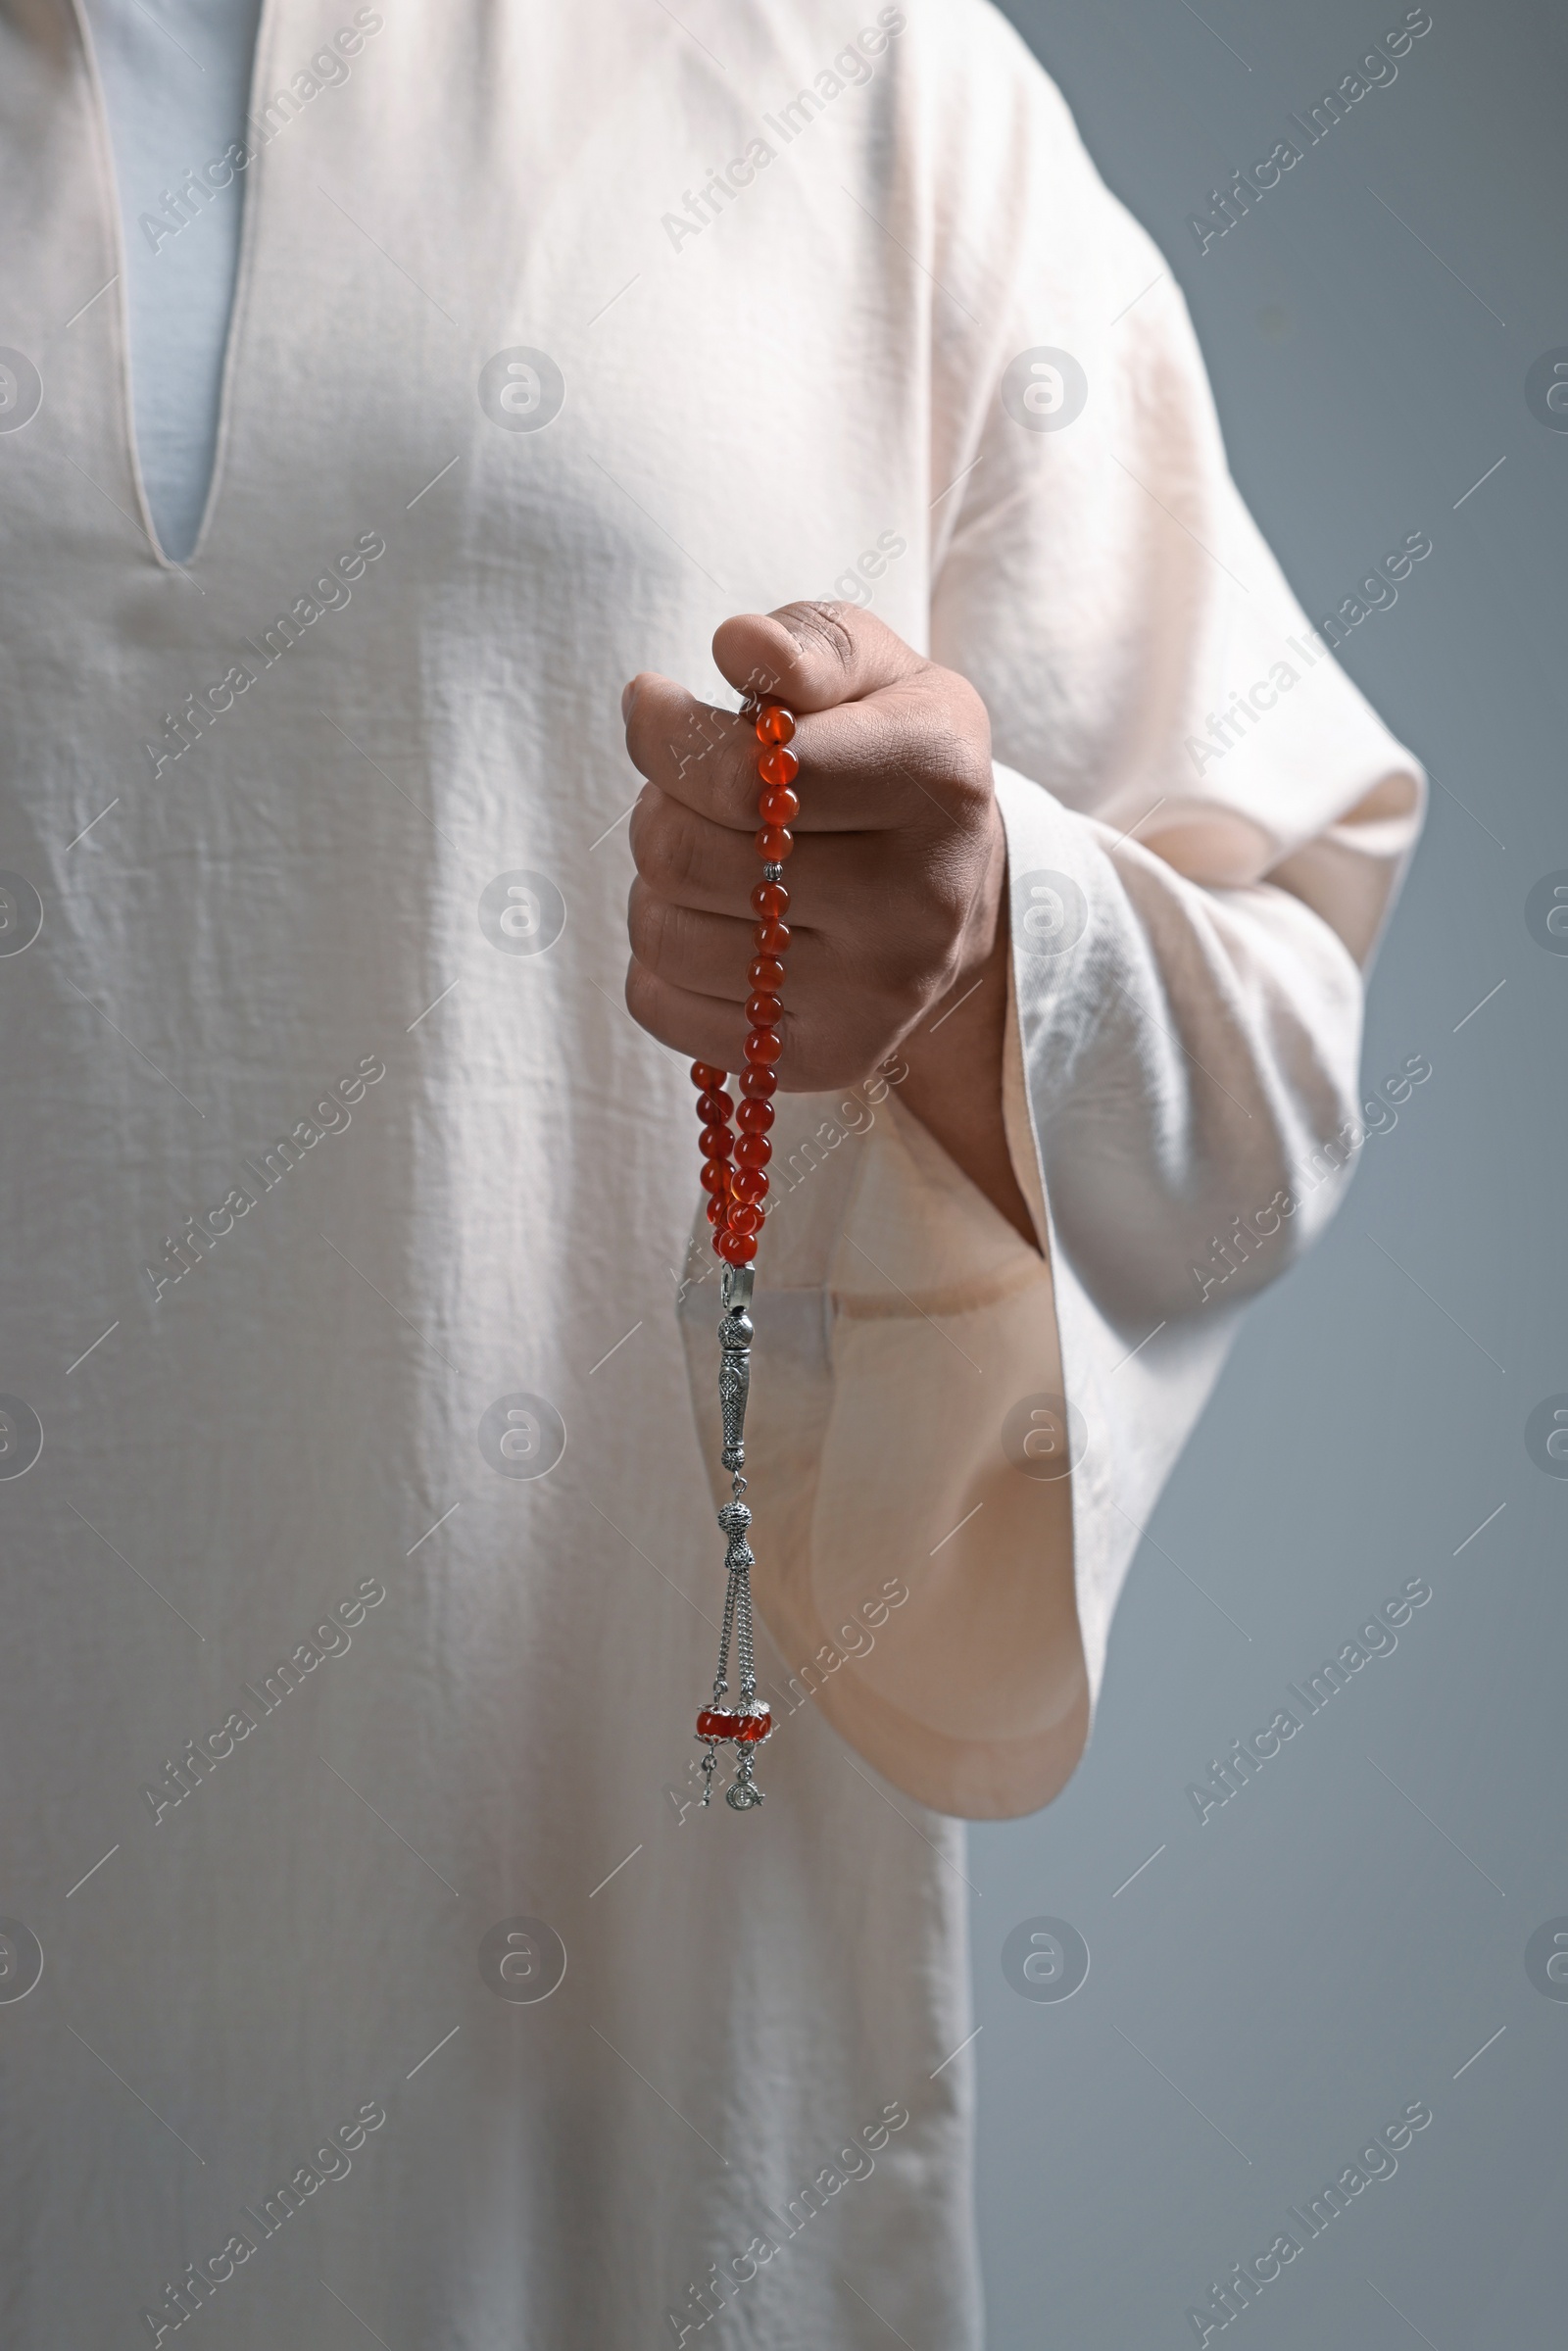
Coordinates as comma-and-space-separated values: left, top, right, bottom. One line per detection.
676, 991, 1089, 1821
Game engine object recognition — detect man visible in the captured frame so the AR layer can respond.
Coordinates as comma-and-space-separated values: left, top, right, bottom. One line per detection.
0, 0, 1421, 2343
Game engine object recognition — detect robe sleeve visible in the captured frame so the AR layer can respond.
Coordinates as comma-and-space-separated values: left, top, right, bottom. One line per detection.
681, 2, 1424, 1821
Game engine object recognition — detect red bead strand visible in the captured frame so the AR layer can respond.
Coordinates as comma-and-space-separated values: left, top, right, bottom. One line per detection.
690, 709, 795, 1777
694, 696, 797, 1270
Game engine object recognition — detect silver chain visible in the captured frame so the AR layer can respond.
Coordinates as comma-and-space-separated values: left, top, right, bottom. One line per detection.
734, 1564, 757, 1703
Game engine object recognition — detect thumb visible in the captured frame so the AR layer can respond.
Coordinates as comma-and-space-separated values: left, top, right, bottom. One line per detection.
710, 601, 924, 714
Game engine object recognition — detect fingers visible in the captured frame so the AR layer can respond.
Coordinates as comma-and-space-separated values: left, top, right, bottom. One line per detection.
626, 878, 755, 1005
621, 604, 933, 833
624, 954, 924, 1094
628, 869, 923, 1002
622, 674, 762, 830
710, 601, 924, 713
627, 815, 962, 1059
624, 958, 753, 1075
629, 783, 947, 939
620, 846, 945, 982
620, 603, 1001, 1092
623, 663, 989, 836
793, 667, 993, 827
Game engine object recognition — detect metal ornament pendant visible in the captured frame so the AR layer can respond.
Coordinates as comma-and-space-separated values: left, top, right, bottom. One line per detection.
695, 1262, 773, 1810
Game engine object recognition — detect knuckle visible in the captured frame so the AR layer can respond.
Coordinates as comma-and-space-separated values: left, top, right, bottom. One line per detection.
631, 796, 702, 898
623, 955, 660, 1031
859, 919, 953, 1023
632, 890, 731, 996
774, 600, 858, 683
884, 963, 936, 1027
951, 728, 995, 802
906, 674, 994, 803
924, 656, 990, 732
626, 784, 663, 869
623, 707, 654, 781
624, 684, 677, 782
871, 869, 965, 971
625, 881, 678, 975
670, 708, 729, 792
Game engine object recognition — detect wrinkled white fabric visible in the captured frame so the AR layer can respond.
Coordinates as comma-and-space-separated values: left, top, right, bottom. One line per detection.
0, 0, 1420, 2343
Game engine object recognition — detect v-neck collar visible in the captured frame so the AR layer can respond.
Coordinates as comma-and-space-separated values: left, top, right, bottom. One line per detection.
69, 0, 280, 574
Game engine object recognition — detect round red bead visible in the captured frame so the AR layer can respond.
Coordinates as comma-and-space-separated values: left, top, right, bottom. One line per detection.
750, 883, 789, 923
695, 1089, 732, 1123
756, 705, 796, 745
745, 1030, 782, 1067
691, 1061, 725, 1091
727, 1200, 761, 1236
756, 825, 793, 862
737, 1098, 773, 1133
746, 992, 782, 1026
718, 1228, 758, 1265
731, 1165, 769, 1202
759, 745, 799, 788
699, 1159, 728, 1196
740, 1066, 777, 1100
754, 920, 790, 955
735, 1710, 771, 1741
737, 1133, 772, 1168
706, 1193, 727, 1227
759, 785, 799, 827
699, 1123, 733, 1159
748, 953, 786, 990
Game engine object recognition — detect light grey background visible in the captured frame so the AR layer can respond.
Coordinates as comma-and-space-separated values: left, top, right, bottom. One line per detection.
977, 1, 1568, 2343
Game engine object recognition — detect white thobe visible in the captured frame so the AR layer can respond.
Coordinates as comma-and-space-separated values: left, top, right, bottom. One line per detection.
0, 1, 1422, 2344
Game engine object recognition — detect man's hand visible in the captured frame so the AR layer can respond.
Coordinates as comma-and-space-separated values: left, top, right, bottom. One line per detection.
621, 603, 1038, 1247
